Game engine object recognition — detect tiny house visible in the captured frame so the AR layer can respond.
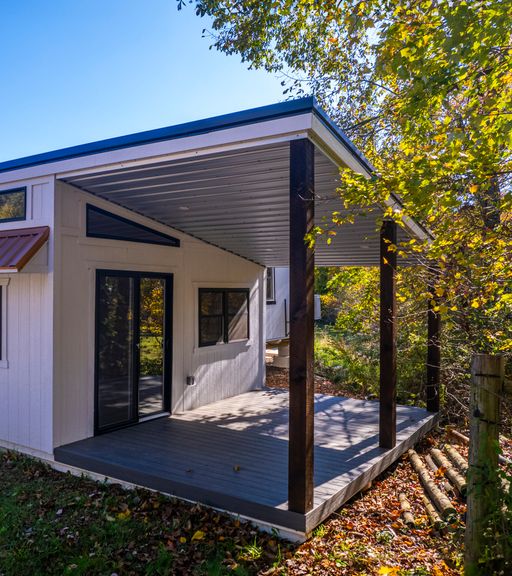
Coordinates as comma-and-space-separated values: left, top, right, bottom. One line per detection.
0, 98, 438, 537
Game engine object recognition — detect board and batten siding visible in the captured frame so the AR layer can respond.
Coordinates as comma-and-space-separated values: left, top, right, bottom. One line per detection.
0, 178, 55, 457
53, 181, 265, 448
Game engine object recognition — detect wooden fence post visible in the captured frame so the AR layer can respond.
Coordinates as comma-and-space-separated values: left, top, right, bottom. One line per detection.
464, 354, 504, 575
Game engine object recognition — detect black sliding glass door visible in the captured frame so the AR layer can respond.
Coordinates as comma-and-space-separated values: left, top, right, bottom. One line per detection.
95, 270, 172, 433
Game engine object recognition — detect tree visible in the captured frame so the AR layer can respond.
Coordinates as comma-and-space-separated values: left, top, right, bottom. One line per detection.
178, 0, 512, 355
176, 3, 512, 569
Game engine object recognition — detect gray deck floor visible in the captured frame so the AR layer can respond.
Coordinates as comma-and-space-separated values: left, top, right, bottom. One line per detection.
54, 389, 437, 535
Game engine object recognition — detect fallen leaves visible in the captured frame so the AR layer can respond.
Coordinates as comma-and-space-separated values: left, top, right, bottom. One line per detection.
378, 567, 399, 575
1, 426, 484, 575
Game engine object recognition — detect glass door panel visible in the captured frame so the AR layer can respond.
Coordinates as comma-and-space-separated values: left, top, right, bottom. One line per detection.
96, 271, 172, 434
96, 274, 136, 431
138, 277, 165, 417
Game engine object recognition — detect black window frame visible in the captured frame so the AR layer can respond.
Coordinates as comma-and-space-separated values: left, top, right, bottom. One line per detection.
86, 204, 180, 247
198, 288, 250, 347
0, 187, 26, 223
266, 267, 276, 304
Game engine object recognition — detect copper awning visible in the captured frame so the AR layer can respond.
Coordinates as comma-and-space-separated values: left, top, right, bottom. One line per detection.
0, 226, 50, 272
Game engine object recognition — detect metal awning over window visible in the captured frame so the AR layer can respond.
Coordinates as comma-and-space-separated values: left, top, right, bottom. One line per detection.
0, 226, 50, 272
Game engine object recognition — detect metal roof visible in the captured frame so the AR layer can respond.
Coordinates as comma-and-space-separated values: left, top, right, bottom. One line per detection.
0, 97, 373, 176
0, 98, 427, 267
0, 226, 50, 272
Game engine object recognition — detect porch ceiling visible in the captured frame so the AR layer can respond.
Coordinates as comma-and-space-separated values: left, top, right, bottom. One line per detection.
60, 142, 415, 267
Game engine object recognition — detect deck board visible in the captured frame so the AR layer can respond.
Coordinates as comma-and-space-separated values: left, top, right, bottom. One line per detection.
54, 389, 437, 535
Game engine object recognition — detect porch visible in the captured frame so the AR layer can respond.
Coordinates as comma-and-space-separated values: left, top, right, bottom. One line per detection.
55, 389, 437, 536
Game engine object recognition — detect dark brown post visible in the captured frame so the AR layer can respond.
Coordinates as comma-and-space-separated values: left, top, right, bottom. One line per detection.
427, 275, 441, 412
288, 138, 315, 514
380, 219, 397, 449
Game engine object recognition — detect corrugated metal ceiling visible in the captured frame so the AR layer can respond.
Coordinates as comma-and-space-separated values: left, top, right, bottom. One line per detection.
61, 142, 411, 267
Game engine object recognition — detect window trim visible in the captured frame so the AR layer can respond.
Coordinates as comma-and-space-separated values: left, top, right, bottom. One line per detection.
86, 204, 180, 247
0, 187, 26, 223
0, 277, 9, 368
266, 267, 276, 304
198, 287, 250, 348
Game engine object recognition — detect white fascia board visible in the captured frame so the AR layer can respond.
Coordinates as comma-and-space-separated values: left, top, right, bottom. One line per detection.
384, 195, 432, 242
0, 115, 313, 185
309, 115, 373, 178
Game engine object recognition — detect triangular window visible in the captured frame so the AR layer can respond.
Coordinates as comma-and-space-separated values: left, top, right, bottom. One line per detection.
86, 205, 180, 247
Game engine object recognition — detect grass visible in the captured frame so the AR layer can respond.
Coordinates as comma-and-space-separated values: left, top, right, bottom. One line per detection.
0, 438, 467, 575
0, 451, 289, 576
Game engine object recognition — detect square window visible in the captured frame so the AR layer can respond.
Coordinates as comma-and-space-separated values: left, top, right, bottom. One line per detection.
198, 288, 249, 347
199, 316, 224, 346
200, 291, 223, 316
0, 188, 26, 223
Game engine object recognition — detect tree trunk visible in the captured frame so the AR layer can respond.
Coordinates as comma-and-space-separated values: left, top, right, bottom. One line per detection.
431, 448, 467, 497
445, 444, 469, 475
399, 492, 415, 527
421, 494, 444, 530
408, 449, 456, 519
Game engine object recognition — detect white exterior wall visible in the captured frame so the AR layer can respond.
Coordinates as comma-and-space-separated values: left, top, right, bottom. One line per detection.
53, 182, 265, 448
266, 267, 289, 341
0, 177, 55, 457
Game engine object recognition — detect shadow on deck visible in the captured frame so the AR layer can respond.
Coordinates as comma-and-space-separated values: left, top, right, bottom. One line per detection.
54, 389, 437, 536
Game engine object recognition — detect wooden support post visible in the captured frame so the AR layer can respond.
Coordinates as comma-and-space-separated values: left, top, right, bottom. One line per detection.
427, 276, 441, 412
288, 139, 315, 514
380, 220, 397, 449
464, 354, 504, 575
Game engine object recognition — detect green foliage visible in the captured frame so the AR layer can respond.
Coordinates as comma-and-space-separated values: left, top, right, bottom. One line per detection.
474, 452, 512, 575
315, 328, 379, 397
181, 0, 512, 355
315, 266, 428, 404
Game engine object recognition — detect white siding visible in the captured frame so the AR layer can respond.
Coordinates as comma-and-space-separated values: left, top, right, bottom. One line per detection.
0, 178, 54, 457
265, 267, 289, 341
53, 182, 265, 447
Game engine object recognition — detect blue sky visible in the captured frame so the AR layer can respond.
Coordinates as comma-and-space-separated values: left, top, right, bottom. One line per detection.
0, 1, 285, 162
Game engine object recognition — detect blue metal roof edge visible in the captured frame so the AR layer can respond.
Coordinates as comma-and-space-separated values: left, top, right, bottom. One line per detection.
0, 96, 374, 175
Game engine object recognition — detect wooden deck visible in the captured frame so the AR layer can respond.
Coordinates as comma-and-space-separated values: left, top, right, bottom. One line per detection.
54, 389, 437, 536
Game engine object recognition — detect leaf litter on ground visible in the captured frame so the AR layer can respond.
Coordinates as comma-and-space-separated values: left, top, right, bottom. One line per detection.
2, 366, 488, 576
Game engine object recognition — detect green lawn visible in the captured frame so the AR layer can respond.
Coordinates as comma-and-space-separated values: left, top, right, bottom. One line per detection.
0, 451, 288, 576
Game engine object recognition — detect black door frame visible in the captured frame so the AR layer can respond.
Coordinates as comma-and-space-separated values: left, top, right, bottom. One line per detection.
94, 269, 173, 435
